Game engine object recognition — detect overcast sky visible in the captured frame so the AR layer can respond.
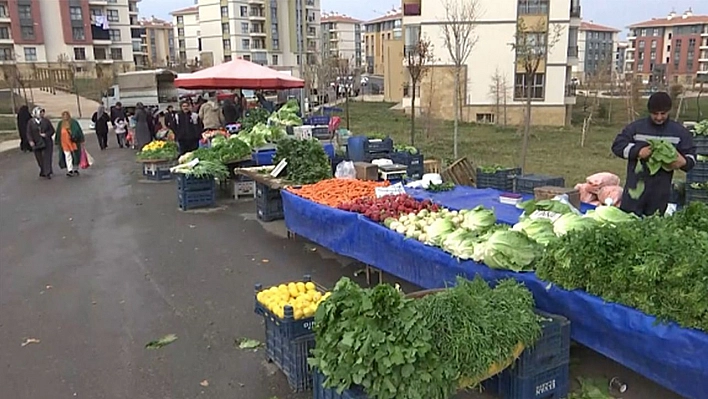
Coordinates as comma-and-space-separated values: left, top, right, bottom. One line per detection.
141, 0, 705, 36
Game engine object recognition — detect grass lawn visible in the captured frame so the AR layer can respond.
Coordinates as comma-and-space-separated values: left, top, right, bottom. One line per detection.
0, 90, 32, 114
0, 115, 16, 131
340, 97, 707, 187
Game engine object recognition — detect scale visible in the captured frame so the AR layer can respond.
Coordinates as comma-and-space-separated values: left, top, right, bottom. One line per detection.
378, 164, 408, 181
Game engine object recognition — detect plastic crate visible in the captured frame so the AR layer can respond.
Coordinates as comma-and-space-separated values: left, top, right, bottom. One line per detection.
322, 142, 335, 159
694, 136, 708, 155
264, 316, 315, 392
312, 125, 331, 140
178, 188, 215, 210
313, 371, 368, 399
510, 311, 570, 377
515, 174, 565, 195
391, 151, 424, 168
477, 167, 522, 192
686, 187, 708, 204
364, 137, 394, 154
686, 162, 708, 184
253, 275, 324, 340
233, 180, 255, 198
177, 174, 216, 192
306, 115, 331, 126
485, 363, 570, 399
257, 194, 284, 221
142, 160, 175, 181
145, 168, 173, 181
252, 149, 276, 166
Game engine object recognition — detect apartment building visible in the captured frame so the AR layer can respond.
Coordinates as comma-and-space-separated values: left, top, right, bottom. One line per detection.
0, 0, 140, 74
172, 0, 321, 75
363, 9, 402, 75
574, 21, 619, 83
625, 9, 708, 88
321, 13, 363, 68
172, 6, 201, 66
140, 18, 175, 67
616, 41, 628, 79
398, 0, 581, 126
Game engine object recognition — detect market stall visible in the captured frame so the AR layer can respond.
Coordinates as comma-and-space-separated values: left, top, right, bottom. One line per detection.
279, 185, 708, 399
173, 59, 305, 90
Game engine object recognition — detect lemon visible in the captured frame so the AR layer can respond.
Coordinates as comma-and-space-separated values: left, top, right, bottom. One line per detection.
288, 288, 299, 299
268, 286, 278, 294
278, 284, 288, 292
293, 309, 304, 320
296, 282, 306, 293
287, 282, 297, 291
323, 292, 331, 300
256, 292, 266, 303
312, 292, 322, 302
305, 282, 315, 291
303, 306, 315, 318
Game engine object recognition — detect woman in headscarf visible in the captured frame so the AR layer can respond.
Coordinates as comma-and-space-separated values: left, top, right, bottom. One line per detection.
92, 104, 111, 150
25, 107, 55, 179
133, 102, 152, 150
17, 105, 32, 152
55, 111, 84, 177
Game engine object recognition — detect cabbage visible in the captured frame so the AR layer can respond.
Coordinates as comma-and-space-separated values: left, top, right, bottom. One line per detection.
211, 135, 227, 147
268, 100, 303, 127
442, 229, 477, 260
552, 213, 598, 236
424, 218, 456, 246
474, 230, 540, 272
460, 205, 496, 232
584, 206, 639, 225
513, 218, 557, 245
519, 199, 578, 221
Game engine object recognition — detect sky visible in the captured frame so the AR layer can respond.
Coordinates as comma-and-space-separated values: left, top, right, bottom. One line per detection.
140, 0, 705, 36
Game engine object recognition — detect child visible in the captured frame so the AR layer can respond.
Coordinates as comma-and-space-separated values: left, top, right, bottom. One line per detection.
114, 117, 128, 148
128, 112, 137, 149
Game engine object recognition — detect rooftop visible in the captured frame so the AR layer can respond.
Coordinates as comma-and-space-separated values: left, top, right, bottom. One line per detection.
365, 9, 402, 25
322, 12, 362, 24
140, 17, 172, 28
628, 10, 708, 28
580, 21, 620, 33
170, 6, 198, 16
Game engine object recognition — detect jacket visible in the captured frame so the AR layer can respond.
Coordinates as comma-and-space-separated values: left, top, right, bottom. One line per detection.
173, 111, 201, 142
25, 117, 55, 144
55, 119, 84, 169
198, 101, 224, 130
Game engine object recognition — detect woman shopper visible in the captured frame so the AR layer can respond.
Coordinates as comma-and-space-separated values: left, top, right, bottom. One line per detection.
133, 102, 152, 150
55, 111, 84, 177
92, 105, 111, 150
25, 107, 55, 179
17, 105, 32, 152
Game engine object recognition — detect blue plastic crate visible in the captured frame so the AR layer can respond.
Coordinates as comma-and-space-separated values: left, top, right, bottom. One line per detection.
312, 126, 331, 139
313, 371, 368, 399
252, 149, 276, 166
391, 151, 424, 168
307, 115, 331, 125
322, 142, 335, 159
264, 316, 315, 392
178, 188, 215, 210
253, 276, 322, 340
686, 162, 708, 184
256, 182, 281, 201
364, 137, 394, 154
485, 363, 570, 399
477, 167, 522, 192
686, 187, 708, 204
515, 174, 565, 195
145, 168, 173, 181
257, 194, 284, 222
510, 311, 570, 377
177, 174, 216, 192
694, 136, 708, 155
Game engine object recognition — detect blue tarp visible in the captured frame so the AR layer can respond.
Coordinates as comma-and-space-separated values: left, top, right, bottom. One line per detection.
281, 189, 708, 399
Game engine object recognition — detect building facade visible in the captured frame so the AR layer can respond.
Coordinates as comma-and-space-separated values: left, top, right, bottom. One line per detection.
321, 13, 363, 68
574, 21, 619, 83
0, 0, 140, 73
397, 0, 580, 126
141, 18, 175, 67
172, 6, 201, 66
172, 0, 321, 74
616, 41, 628, 79
625, 10, 708, 88
363, 9, 402, 75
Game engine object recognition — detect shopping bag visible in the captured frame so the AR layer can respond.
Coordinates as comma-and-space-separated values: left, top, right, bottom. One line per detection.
80, 148, 94, 169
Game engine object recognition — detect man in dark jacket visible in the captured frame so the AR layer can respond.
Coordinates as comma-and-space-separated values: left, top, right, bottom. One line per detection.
611, 92, 697, 216
222, 98, 239, 125
172, 100, 202, 155
110, 102, 126, 127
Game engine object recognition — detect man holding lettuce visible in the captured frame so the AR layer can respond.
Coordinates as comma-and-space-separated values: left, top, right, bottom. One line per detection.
611, 92, 697, 216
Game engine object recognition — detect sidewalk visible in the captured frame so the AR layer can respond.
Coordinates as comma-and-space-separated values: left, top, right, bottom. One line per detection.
6, 88, 101, 119
0, 119, 94, 153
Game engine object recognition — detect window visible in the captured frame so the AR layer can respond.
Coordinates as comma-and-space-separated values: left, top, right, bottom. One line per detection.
517, 32, 547, 56
72, 27, 85, 40
271, 54, 278, 65
177, 16, 183, 24
651, 40, 656, 48
272, 38, 279, 50
242, 54, 250, 61
109, 29, 121, 41
73, 47, 86, 60
18, 5, 31, 19
0, 47, 12, 60
223, 39, 231, 50
132, 41, 141, 51
0, 27, 8, 39
110, 48, 123, 60
224, 55, 232, 62
518, 0, 549, 15
222, 23, 230, 34
638, 63, 644, 72
179, 50, 186, 60
21, 26, 34, 40
107, 9, 119, 22
23, 47, 37, 61
221, 6, 228, 17
0, 3, 7, 18
178, 28, 185, 36
476, 113, 495, 123
650, 50, 656, 60
242, 22, 249, 34
178, 39, 185, 48
689, 38, 696, 48
638, 40, 645, 49
242, 39, 250, 49
240, 6, 247, 17
514, 73, 545, 100
70, 6, 82, 20
90, 8, 103, 17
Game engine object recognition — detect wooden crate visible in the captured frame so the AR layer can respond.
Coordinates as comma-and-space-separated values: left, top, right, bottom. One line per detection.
441, 157, 476, 187
354, 162, 378, 181
424, 159, 441, 174
534, 186, 581, 209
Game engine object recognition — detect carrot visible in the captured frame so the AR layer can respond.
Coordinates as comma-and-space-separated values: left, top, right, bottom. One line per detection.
287, 179, 390, 208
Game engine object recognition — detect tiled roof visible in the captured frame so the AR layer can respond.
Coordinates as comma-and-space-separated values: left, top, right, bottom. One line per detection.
140, 18, 172, 28
629, 14, 708, 28
171, 6, 198, 16
580, 21, 620, 33
322, 14, 362, 24
365, 10, 402, 25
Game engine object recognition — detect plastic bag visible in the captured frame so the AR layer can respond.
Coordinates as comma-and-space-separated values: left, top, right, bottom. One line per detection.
79, 148, 94, 169
586, 172, 621, 194
598, 185, 623, 206
335, 160, 356, 179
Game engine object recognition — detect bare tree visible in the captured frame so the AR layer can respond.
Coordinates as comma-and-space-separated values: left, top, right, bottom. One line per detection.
489, 67, 511, 126
56, 53, 83, 117
580, 57, 613, 147
404, 35, 434, 146
441, 0, 479, 158
509, 18, 563, 170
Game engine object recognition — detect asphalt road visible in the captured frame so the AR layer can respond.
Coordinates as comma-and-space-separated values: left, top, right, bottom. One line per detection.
0, 139, 686, 399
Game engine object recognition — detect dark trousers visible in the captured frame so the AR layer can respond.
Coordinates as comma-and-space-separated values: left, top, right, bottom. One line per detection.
33, 138, 54, 176
178, 139, 199, 155
116, 133, 126, 148
97, 131, 108, 149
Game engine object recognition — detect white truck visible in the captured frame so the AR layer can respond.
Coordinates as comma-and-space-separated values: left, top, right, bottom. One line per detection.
102, 69, 180, 110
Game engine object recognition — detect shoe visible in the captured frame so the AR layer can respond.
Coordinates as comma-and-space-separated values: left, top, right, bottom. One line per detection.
66, 172, 73, 177
46, 174, 51, 180
73, 170, 80, 176
39, 173, 46, 177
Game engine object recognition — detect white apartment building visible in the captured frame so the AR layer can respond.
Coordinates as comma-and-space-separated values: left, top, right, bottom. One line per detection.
321, 13, 363, 68
172, 6, 201, 66
172, 0, 321, 75
400, 0, 581, 126
0, 0, 140, 73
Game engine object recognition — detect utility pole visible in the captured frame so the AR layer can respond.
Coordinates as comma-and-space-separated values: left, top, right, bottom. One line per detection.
298, 0, 306, 113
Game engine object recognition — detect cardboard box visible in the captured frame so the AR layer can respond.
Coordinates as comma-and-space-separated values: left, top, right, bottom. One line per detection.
534, 186, 581, 209
354, 162, 378, 181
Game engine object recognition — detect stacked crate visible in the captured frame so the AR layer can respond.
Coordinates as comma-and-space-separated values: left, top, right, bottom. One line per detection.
686, 136, 708, 204
476, 167, 521, 192
390, 151, 425, 180
346, 136, 394, 162
177, 174, 216, 210
142, 160, 176, 181
515, 174, 565, 195
255, 182, 284, 222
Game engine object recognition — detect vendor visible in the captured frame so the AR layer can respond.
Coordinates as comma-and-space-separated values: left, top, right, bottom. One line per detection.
611, 92, 697, 216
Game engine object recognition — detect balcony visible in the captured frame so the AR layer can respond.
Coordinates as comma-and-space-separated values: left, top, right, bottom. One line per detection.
250, 47, 267, 52
249, 11, 265, 20
306, 29, 317, 38
250, 28, 266, 37
567, 45, 578, 57
570, 3, 581, 18
91, 25, 112, 44
88, 0, 108, 5
305, 0, 315, 7
702, 30, 708, 37
248, 0, 264, 3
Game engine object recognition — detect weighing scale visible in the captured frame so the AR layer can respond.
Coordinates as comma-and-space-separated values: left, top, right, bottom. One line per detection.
378, 164, 408, 181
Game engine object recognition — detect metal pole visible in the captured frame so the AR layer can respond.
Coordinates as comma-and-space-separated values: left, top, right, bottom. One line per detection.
298, 0, 305, 113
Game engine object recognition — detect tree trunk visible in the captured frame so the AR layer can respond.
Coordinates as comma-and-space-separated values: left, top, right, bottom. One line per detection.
453, 68, 460, 159
345, 91, 350, 130
410, 81, 417, 146
519, 93, 532, 171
